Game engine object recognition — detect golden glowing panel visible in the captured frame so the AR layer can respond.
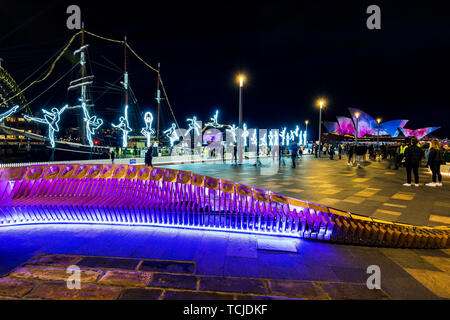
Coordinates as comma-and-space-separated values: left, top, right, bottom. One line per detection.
87, 164, 103, 179
113, 165, 127, 179
253, 188, 270, 203
138, 166, 151, 181
220, 180, 235, 194
205, 176, 219, 190
24, 166, 46, 180
43, 165, 62, 180
191, 173, 205, 187
177, 171, 192, 185
100, 165, 115, 179
0, 166, 28, 181
271, 193, 289, 205
59, 165, 78, 179
288, 198, 308, 209
236, 184, 252, 197
164, 169, 178, 183
126, 165, 139, 180
73, 165, 91, 179
308, 203, 329, 213
150, 167, 165, 181
328, 208, 351, 218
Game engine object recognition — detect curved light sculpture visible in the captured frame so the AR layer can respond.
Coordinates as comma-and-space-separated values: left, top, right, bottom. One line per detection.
0, 164, 448, 249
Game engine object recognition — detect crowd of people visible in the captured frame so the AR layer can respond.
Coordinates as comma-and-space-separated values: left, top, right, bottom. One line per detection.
310, 138, 448, 187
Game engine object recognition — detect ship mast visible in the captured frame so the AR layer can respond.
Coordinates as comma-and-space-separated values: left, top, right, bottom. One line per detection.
156, 63, 161, 143
69, 23, 94, 145
123, 36, 128, 108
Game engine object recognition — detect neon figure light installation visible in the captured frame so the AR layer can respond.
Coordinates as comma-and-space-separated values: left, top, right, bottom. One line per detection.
112, 105, 132, 148
24, 105, 70, 148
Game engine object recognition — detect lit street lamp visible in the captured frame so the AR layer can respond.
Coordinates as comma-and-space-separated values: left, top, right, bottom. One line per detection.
237, 74, 246, 164
316, 99, 326, 158
305, 120, 309, 143
355, 112, 360, 145
376, 118, 381, 151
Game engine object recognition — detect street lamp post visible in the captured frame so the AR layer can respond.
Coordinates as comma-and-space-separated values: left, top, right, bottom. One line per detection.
355, 112, 360, 145
376, 118, 381, 149
376, 118, 381, 161
237, 75, 245, 165
317, 99, 325, 158
305, 120, 309, 141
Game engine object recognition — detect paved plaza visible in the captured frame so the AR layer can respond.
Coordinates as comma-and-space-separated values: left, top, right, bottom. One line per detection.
0, 156, 449, 300
165, 155, 450, 227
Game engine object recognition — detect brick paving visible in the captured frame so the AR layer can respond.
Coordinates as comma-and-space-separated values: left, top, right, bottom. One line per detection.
0, 254, 391, 300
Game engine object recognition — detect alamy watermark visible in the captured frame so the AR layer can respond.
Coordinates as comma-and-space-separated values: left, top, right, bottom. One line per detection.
366, 265, 381, 290
66, 265, 81, 290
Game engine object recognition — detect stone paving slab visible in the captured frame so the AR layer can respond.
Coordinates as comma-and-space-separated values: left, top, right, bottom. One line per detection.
199, 276, 268, 295
321, 283, 391, 300
77, 257, 140, 270
148, 273, 198, 290
0, 253, 398, 300
27, 282, 122, 300
139, 259, 196, 274
118, 288, 164, 300
98, 270, 152, 287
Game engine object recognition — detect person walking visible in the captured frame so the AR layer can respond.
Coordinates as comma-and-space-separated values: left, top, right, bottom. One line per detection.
222, 145, 226, 163
329, 144, 335, 160
398, 141, 408, 168
347, 144, 354, 166
355, 143, 365, 167
145, 146, 153, 167
426, 140, 444, 187
290, 142, 298, 168
110, 149, 115, 164
403, 137, 424, 187
233, 143, 238, 165
338, 144, 342, 160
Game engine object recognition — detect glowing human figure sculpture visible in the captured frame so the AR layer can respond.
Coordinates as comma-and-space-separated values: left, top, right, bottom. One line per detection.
226, 124, 238, 145
141, 112, 155, 148
82, 104, 103, 148
280, 127, 287, 146
112, 105, 132, 148
269, 130, 278, 147
260, 133, 267, 147
242, 123, 249, 147
250, 130, 257, 146
24, 105, 69, 148
210, 110, 220, 127
185, 116, 201, 137
298, 130, 303, 146
0, 105, 20, 122
163, 123, 180, 147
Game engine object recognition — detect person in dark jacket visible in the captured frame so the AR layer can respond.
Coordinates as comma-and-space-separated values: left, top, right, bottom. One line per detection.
110, 149, 115, 164
347, 144, 354, 166
426, 140, 443, 187
290, 142, 298, 168
145, 147, 153, 167
403, 137, 423, 187
355, 144, 365, 167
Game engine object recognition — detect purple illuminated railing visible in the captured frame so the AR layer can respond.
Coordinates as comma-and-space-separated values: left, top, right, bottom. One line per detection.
0, 164, 448, 248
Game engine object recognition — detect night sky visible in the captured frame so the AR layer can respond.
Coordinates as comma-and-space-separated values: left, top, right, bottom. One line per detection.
1, 0, 449, 139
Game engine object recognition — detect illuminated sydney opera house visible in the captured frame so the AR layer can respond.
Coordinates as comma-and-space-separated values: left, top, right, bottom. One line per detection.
323, 107, 440, 140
